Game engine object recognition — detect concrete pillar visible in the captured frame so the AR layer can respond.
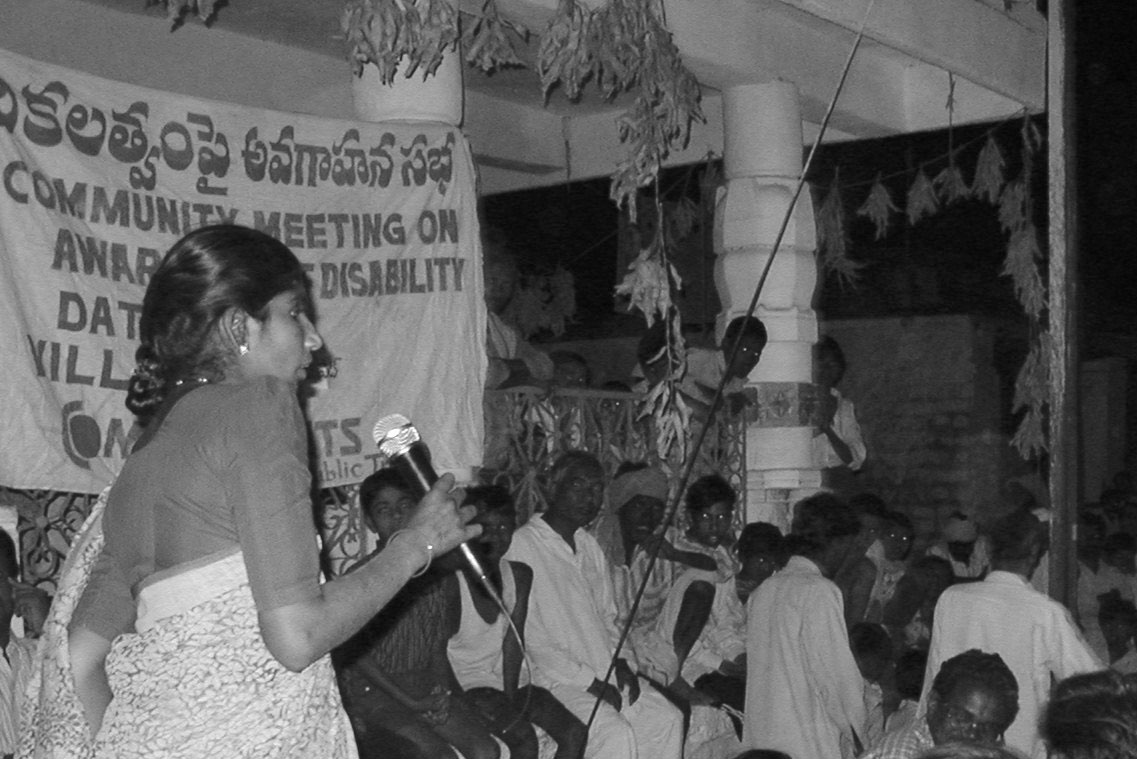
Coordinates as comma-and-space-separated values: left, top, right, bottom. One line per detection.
350, 47, 472, 487
350, 46, 464, 127
714, 81, 819, 531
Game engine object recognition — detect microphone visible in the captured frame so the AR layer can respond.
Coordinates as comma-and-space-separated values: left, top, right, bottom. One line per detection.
371, 414, 493, 591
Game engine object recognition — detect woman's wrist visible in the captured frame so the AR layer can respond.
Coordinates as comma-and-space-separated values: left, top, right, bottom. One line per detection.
386, 529, 435, 577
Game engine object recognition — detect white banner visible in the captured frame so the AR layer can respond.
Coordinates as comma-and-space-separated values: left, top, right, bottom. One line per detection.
0, 48, 486, 494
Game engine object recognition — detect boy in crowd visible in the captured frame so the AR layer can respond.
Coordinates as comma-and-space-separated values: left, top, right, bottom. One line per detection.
447, 485, 587, 759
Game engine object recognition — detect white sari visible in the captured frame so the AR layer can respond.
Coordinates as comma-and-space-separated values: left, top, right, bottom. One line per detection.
19, 491, 357, 759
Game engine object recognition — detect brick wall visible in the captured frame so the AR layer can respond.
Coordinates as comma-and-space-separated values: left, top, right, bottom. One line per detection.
824, 315, 1031, 546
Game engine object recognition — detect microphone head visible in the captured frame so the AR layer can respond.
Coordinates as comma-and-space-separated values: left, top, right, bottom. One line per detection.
372, 414, 422, 459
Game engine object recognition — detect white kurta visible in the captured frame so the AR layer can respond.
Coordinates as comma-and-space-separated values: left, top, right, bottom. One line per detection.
921, 570, 1103, 759
506, 517, 683, 759
744, 555, 867, 759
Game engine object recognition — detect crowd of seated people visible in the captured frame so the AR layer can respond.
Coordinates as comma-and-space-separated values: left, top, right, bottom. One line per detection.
321, 452, 1137, 759
13, 460, 1137, 759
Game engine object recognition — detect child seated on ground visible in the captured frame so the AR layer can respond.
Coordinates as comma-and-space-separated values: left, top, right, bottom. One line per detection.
643, 522, 785, 713
882, 648, 927, 738
882, 555, 955, 652
631, 475, 739, 698
446, 485, 587, 759
849, 622, 894, 751
606, 464, 718, 652
1098, 593, 1137, 674
334, 469, 500, 759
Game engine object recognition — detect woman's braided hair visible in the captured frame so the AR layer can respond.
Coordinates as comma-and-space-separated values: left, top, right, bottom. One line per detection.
127, 224, 307, 425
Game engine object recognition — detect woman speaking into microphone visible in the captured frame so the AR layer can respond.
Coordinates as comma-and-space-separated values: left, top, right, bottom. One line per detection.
25, 224, 479, 758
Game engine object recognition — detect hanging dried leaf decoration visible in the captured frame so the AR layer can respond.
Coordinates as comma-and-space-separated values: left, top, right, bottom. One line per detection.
537, 0, 593, 100
906, 168, 939, 226
614, 237, 682, 326
463, 0, 527, 72
155, 0, 219, 25
1010, 333, 1050, 458
635, 308, 691, 461
997, 179, 1026, 234
1021, 111, 1044, 156
666, 197, 700, 241
817, 172, 862, 288
608, 10, 703, 218
972, 136, 1006, 204
856, 173, 898, 241
1001, 223, 1046, 319
342, 0, 460, 81
934, 162, 970, 205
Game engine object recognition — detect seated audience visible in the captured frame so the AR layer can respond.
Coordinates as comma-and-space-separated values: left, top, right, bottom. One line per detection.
836, 494, 891, 626
850, 622, 894, 749
1075, 511, 1110, 660
0, 529, 48, 640
884, 649, 929, 737
505, 451, 683, 759
602, 464, 715, 642
1096, 489, 1127, 535
482, 228, 554, 391
921, 510, 1101, 759
1095, 532, 1137, 602
549, 351, 592, 389
1043, 669, 1137, 759
732, 522, 788, 604
0, 530, 37, 758
913, 744, 1026, 759
335, 469, 500, 759
882, 556, 955, 652
744, 492, 866, 759
645, 522, 785, 711
865, 511, 914, 624
861, 649, 1018, 759
926, 513, 990, 581
446, 485, 587, 759
675, 474, 740, 579
1098, 594, 1137, 674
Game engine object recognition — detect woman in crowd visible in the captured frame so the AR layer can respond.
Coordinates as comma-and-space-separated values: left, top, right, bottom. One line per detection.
29, 225, 477, 756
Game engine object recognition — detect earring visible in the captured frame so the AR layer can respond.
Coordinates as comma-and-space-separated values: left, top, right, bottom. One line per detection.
238, 343, 249, 356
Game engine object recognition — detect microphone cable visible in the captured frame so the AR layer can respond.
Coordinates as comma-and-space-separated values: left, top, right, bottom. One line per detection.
585, 0, 878, 731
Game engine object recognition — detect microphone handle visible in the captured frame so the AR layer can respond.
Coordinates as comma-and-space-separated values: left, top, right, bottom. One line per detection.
389, 443, 493, 586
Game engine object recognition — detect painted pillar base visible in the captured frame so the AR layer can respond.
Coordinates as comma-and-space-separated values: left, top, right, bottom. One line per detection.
715, 81, 822, 529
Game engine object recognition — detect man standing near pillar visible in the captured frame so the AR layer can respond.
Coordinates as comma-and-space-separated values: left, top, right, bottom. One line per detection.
744, 492, 867, 759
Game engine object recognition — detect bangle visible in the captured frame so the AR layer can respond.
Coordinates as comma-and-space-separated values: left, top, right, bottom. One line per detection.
388, 529, 434, 577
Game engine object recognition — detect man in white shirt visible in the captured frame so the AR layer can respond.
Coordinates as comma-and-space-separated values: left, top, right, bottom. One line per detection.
921, 509, 1103, 759
505, 452, 683, 759
744, 492, 868, 759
